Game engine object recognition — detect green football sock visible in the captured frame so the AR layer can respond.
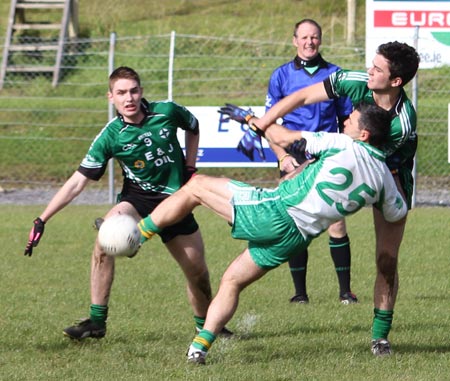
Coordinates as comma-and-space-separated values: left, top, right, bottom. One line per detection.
372, 308, 393, 340
90, 304, 108, 327
191, 329, 216, 352
138, 216, 162, 243
194, 315, 205, 330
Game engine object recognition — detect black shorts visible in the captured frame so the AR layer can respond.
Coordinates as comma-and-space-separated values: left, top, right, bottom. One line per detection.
118, 188, 199, 244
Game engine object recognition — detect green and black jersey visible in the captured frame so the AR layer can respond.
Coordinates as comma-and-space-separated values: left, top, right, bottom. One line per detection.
324, 70, 417, 207
78, 99, 199, 195
325, 70, 417, 163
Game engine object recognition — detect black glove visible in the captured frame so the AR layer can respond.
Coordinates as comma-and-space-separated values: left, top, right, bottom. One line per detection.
218, 103, 255, 125
24, 217, 45, 256
183, 165, 198, 183
287, 138, 308, 165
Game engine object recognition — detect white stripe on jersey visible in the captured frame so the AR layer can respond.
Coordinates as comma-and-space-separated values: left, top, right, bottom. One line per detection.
328, 71, 368, 98
395, 105, 413, 151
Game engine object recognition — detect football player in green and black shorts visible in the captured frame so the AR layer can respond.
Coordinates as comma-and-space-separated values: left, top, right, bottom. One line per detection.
24, 66, 232, 339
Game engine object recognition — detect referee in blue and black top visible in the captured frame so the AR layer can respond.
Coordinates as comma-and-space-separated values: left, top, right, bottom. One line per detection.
265, 19, 357, 305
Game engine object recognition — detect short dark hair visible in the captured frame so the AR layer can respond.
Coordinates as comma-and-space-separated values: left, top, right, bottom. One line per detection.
109, 66, 141, 91
377, 41, 420, 86
293, 19, 322, 39
355, 102, 391, 148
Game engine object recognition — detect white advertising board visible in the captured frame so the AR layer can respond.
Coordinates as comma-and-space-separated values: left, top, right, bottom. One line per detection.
366, 0, 450, 68
180, 106, 277, 168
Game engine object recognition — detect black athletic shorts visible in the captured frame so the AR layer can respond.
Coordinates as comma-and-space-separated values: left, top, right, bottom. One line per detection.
117, 186, 199, 244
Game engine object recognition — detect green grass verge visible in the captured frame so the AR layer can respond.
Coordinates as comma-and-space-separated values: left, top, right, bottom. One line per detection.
1, 205, 449, 380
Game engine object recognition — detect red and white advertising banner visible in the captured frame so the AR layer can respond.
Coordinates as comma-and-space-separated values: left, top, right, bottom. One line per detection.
366, 0, 450, 68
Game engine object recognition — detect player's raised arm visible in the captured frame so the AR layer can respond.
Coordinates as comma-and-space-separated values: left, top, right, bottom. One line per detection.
218, 103, 308, 162
264, 123, 308, 166
255, 81, 329, 130
264, 123, 303, 148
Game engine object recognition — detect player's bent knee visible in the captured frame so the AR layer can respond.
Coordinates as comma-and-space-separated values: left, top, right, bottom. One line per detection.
190, 270, 212, 296
185, 173, 204, 188
93, 242, 115, 264
184, 174, 209, 195
327, 220, 347, 237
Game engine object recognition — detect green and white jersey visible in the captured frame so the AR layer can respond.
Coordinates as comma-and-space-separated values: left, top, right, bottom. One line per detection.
79, 99, 198, 195
324, 70, 417, 164
279, 132, 406, 239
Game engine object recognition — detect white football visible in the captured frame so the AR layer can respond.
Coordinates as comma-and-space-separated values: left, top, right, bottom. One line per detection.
98, 214, 141, 257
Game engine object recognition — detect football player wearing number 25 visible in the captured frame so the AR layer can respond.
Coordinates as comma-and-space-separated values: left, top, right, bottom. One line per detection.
138, 102, 407, 365
244, 41, 420, 356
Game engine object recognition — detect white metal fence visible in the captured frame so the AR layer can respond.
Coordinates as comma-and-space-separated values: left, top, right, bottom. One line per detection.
0, 32, 448, 205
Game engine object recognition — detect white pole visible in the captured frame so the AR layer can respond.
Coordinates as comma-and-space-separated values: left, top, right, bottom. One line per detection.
107, 32, 116, 204
168, 31, 176, 101
448, 104, 450, 164
347, 0, 356, 45
411, 26, 419, 209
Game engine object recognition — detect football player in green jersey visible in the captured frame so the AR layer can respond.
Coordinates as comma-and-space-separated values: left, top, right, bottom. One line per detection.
237, 41, 420, 356
137, 103, 407, 365
24, 66, 231, 339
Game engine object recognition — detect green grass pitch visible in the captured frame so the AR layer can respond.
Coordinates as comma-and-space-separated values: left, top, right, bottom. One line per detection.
1, 204, 449, 380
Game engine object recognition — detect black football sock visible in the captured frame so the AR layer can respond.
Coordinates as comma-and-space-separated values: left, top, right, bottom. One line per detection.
289, 249, 308, 296
329, 235, 351, 295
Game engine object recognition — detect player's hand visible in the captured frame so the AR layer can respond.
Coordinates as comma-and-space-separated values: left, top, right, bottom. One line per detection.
279, 160, 311, 183
278, 154, 300, 176
218, 104, 255, 125
24, 217, 45, 256
237, 128, 266, 161
183, 165, 198, 184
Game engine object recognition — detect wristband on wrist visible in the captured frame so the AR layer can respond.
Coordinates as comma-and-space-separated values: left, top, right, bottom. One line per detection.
244, 114, 254, 123
278, 153, 291, 169
248, 122, 265, 137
